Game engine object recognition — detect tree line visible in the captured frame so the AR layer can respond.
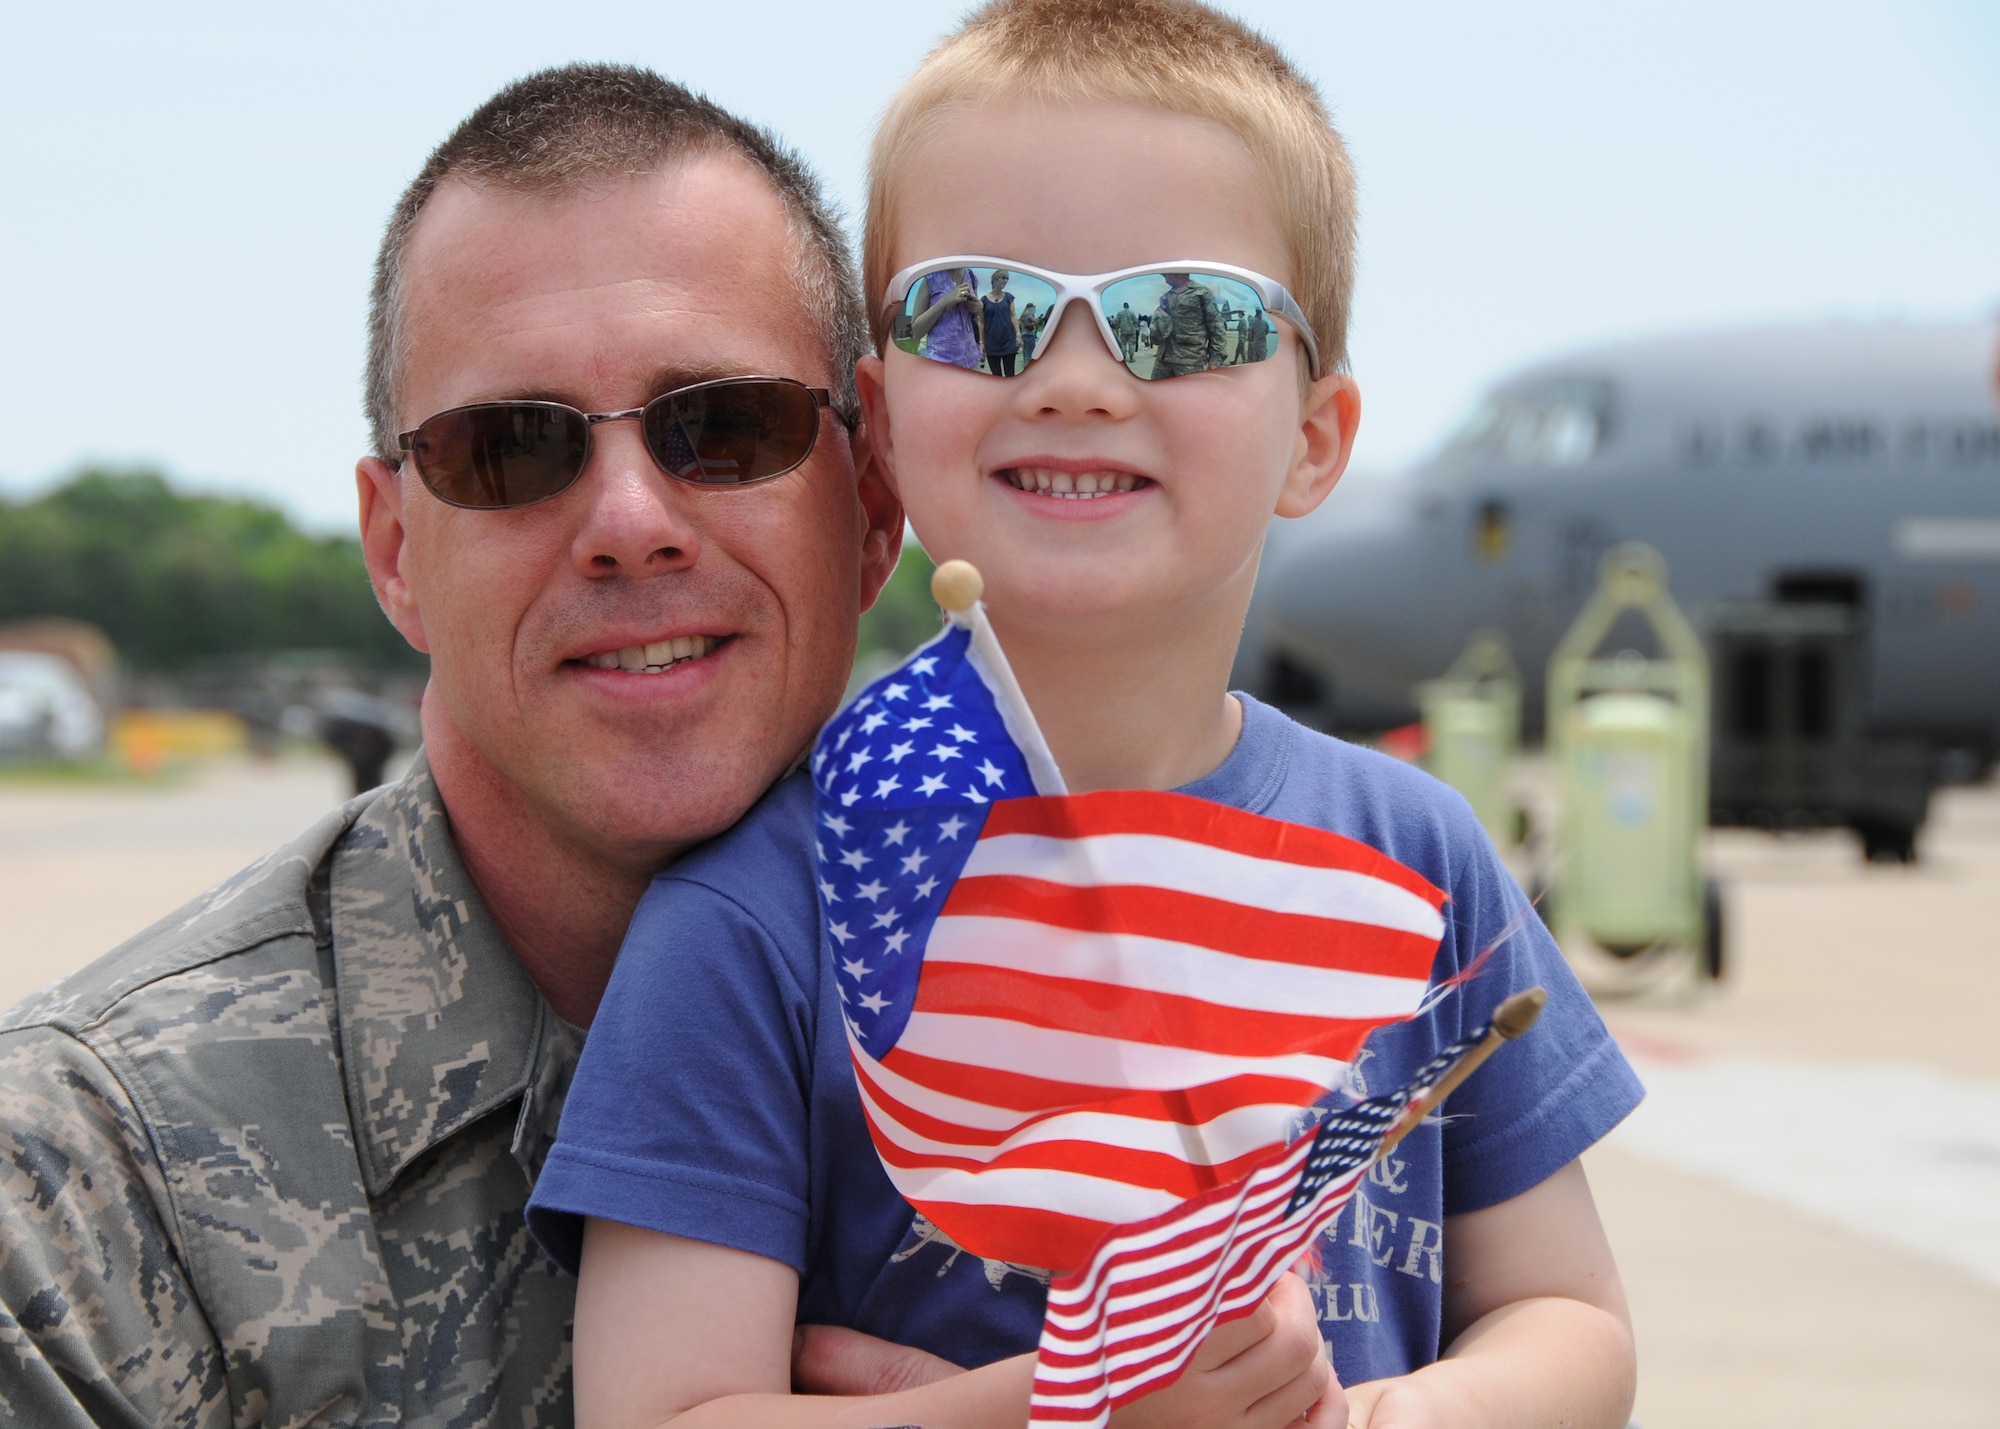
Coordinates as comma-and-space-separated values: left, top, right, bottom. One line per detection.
0, 470, 420, 672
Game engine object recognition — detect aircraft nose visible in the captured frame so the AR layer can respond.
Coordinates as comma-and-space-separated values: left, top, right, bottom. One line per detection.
1261, 504, 1469, 710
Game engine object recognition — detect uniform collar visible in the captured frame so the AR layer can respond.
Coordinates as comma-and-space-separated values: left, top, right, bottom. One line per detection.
330, 751, 581, 1199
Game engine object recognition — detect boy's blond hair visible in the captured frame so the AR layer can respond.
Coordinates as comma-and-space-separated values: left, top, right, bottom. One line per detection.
864, 0, 1358, 373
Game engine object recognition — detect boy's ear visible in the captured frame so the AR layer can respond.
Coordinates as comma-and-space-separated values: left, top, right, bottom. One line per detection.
1275, 373, 1360, 520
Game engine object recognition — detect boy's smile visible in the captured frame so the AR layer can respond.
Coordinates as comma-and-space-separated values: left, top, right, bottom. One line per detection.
998, 464, 1147, 501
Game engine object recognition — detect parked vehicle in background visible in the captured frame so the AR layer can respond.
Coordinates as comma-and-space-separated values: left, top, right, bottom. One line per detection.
0, 652, 104, 760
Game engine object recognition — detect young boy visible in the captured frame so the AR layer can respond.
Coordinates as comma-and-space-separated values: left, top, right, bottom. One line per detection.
528, 3, 1643, 1426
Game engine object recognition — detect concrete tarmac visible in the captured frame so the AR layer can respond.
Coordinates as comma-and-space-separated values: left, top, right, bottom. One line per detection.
0, 756, 355, 1008
1, 755, 1996, 1424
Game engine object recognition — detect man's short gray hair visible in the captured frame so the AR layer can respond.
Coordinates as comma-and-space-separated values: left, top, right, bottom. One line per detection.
364, 64, 868, 464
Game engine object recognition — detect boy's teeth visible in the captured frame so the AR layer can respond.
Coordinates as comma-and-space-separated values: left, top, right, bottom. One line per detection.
586, 635, 719, 672
1006, 467, 1141, 498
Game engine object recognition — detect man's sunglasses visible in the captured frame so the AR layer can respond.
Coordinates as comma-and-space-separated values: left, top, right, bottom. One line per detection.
397, 376, 851, 510
884, 257, 1321, 382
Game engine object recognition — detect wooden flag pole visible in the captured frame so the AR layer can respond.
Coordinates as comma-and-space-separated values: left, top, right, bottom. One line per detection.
932, 560, 1068, 795
1378, 986, 1548, 1158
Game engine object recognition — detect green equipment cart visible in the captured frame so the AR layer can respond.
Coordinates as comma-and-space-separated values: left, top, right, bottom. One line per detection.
1417, 630, 1522, 849
1547, 544, 1724, 980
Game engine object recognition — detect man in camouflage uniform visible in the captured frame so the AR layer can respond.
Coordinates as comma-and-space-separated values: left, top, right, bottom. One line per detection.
0, 65, 932, 1428
1111, 301, 1141, 363
1148, 272, 1228, 378
1243, 306, 1271, 365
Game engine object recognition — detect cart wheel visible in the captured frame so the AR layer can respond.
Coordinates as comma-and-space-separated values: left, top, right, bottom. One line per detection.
1701, 878, 1726, 981
1856, 818, 1918, 864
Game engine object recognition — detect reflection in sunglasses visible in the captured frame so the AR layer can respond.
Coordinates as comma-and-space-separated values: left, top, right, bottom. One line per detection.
892, 262, 1297, 382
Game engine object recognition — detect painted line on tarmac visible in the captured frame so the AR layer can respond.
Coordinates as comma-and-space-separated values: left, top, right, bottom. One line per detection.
1607, 1038, 2000, 1291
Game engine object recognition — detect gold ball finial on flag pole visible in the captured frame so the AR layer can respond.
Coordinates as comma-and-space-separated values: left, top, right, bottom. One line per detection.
931, 559, 984, 613
1377, 985, 1549, 1157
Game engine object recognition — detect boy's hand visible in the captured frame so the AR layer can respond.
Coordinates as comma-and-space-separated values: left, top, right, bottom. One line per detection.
1330, 1161, 1637, 1429
1110, 1272, 1345, 1429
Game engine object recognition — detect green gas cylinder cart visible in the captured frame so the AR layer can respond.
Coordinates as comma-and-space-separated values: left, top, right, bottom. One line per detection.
1547, 544, 1725, 980
1417, 630, 1521, 848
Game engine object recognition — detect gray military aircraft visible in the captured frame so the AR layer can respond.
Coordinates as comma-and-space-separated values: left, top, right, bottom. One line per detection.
1236, 320, 2000, 858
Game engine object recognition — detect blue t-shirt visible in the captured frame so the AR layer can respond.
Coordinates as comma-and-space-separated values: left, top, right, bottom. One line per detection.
529, 696, 1643, 1384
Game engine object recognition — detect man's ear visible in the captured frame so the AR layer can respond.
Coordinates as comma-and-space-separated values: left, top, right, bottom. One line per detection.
850, 356, 904, 612
1275, 373, 1360, 520
356, 457, 431, 654
854, 354, 897, 496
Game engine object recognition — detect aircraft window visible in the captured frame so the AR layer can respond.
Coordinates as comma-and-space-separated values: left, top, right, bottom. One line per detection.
1475, 499, 1510, 563
1450, 380, 1611, 467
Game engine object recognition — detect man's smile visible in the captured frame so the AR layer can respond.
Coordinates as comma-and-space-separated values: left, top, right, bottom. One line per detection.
574, 634, 727, 673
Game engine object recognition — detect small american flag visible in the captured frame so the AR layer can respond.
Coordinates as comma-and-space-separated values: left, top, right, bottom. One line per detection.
1030, 1030, 1486, 1427
812, 611, 1449, 1275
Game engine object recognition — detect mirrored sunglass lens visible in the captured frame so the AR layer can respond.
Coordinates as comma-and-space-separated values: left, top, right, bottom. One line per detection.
1101, 271, 1276, 380
413, 405, 586, 507
645, 381, 819, 486
893, 266, 1057, 376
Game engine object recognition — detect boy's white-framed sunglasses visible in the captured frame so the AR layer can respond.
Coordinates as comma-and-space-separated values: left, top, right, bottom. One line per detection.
884, 256, 1322, 382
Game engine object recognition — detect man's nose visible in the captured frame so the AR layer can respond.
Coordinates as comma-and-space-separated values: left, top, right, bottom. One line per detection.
568, 418, 703, 576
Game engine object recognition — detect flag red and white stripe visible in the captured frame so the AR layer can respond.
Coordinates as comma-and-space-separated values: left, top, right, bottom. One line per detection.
852, 788, 1447, 1274
1030, 1130, 1356, 1425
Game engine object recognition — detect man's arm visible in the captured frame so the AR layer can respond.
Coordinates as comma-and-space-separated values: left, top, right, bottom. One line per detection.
0, 1027, 229, 1429
1346, 1159, 1636, 1429
575, 1218, 1343, 1429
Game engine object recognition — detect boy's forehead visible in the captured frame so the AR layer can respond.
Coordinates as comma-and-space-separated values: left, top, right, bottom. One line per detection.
889, 100, 1292, 282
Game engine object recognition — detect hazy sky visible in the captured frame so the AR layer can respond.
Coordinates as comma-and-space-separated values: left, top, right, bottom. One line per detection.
5, 1, 1996, 530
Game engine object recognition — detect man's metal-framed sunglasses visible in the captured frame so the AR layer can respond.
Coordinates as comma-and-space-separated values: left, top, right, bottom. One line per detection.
396, 375, 853, 511
884, 256, 1321, 382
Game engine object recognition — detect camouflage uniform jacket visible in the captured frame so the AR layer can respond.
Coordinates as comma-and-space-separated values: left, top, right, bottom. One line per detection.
0, 754, 581, 1427
1152, 282, 1227, 376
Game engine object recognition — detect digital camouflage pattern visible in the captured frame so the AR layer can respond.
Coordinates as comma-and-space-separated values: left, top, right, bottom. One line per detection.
1149, 280, 1227, 378
0, 754, 581, 1427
